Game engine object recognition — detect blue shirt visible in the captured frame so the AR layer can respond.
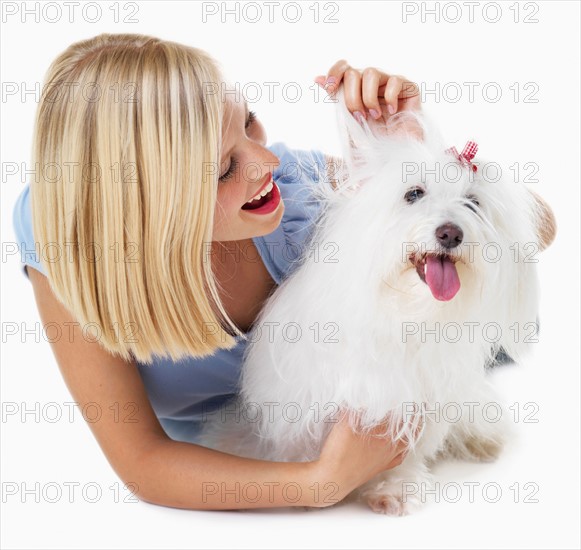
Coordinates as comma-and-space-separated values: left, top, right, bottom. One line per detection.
12, 142, 328, 441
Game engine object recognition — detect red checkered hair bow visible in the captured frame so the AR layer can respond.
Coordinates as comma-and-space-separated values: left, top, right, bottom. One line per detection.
445, 141, 478, 172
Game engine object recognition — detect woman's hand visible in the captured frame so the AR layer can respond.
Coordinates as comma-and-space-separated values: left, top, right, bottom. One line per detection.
314, 60, 421, 124
304, 408, 424, 506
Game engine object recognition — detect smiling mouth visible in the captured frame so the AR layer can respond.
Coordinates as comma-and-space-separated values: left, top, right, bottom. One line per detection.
241, 177, 275, 210
240, 175, 281, 215
410, 252, 461, 302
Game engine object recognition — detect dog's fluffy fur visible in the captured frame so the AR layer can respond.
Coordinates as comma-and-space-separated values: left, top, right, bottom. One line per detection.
199, 87, 544, 515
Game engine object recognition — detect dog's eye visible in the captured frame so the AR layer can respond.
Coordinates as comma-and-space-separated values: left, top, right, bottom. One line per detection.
465, 195, 480, 212
405, 187, 425, 204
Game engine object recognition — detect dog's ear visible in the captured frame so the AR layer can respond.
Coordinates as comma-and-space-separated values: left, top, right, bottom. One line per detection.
379, 110, 425, 142
334, 85, 425, 168
528, 190, 557, 251
334, 85, 374, 163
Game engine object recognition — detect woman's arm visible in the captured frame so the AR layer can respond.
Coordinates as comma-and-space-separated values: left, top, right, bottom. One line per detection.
27, 266, 409, 510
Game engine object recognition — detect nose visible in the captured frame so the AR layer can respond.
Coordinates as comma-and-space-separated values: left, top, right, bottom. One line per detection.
436, 223, 464, 249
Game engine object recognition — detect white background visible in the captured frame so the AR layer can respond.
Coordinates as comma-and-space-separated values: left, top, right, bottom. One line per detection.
1, 1, 579, 549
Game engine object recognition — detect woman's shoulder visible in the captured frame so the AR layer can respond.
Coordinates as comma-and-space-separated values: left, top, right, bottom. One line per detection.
12, 184, 47, 279
253, 142, 332, 285
266, 141, 326, 186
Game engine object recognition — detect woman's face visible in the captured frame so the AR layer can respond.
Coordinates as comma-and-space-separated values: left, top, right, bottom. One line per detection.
212, 96, 284, 242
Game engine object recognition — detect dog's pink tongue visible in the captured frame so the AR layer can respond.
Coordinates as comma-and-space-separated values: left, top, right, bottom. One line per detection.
425, 256, 461, 301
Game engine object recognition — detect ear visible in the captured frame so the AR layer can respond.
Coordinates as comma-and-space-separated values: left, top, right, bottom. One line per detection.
333, 85, 375, 165
334, 85, 426, 170
528, 190, 557, 251
377, 110, 426, 142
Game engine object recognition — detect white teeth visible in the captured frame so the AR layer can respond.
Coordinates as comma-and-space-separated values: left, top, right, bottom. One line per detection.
246, 179, 273, 202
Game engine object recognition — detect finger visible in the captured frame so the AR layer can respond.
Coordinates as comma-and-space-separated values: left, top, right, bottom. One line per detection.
383, 75, 405, 115
401, 78, 420, 100
387, 453, 404, 469
375, 77, 417, 103
337, 407, 366, 432
391, 442, 411, 467
323, 58, 351, 95
313, 74, 326, 88
405, 405, 424, 431
361, 68, 388, 119
400, 91, 422, 112
391, 411, 423, 443
399, 444, 412, 463
342, 67, 366, 117
414, 412, 425, 429
335, 406, 351, 424
396, 77, 422, 112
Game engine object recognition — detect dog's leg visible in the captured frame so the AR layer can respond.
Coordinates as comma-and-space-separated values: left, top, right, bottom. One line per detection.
356, 455, 433, 516
441, 425, 507, 462
439, 398, 510, 463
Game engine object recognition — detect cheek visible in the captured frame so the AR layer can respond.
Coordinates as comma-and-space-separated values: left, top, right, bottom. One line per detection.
215, 183, 245, 218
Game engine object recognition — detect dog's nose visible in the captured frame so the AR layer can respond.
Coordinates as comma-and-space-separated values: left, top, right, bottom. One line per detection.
436, 223, 464, 249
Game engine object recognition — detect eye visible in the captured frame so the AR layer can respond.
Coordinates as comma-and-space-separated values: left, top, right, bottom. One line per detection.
219, 110, 258, 183
219, 157, 238, 182
404, 187, 425, 204
245, 110, 257, 129
465, 194, 480, 212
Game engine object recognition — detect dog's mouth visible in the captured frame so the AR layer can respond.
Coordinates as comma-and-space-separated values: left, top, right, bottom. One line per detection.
410, 253, 461, 302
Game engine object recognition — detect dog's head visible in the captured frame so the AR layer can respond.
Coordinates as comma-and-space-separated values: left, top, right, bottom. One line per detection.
323, 86, 543, 357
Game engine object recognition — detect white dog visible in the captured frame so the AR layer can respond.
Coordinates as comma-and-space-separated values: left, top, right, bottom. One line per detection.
199, 87, 543, 515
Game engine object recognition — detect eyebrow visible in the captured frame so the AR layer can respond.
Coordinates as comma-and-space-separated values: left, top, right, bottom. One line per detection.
220, 99, 249, 167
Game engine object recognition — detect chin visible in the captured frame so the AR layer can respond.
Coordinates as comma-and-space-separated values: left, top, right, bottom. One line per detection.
199, 88, 546, 515
244, 199, 285, 239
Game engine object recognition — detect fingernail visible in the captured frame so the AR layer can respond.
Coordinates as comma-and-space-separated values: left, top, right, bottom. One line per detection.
369, 108, 380, 120
353, 111, 365, 124
324, 76, 337, 90
388, 104, 396, 115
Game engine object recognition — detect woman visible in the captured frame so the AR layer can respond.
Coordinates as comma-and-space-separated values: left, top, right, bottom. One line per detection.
12, 33, 424, 510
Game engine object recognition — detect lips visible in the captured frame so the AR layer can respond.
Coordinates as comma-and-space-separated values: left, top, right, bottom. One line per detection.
240, 175, 281, 215
243, 172, 273, 206
411, 253, 461, 301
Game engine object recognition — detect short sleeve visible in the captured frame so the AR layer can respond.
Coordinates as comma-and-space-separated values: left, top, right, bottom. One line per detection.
251, 142, 330, 285
12, 184, 48, 279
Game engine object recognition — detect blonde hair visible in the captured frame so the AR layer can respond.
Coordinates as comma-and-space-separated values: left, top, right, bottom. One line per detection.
31, 33, 242, 364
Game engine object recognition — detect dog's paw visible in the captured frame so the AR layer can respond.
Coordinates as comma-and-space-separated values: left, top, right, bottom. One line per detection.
357, 463, 432, 516
361, 482, 424, 516
366, 493, 406, 516
364, 491, 422, 516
